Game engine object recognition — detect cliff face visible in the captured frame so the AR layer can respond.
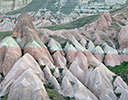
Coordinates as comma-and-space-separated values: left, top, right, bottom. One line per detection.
79, 0, 127, 5
105, 0, 127, 5
0, 0, 32, 14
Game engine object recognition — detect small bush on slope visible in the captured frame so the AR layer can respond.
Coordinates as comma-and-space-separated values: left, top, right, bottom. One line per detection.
0, 31, 13, 41
0, 94, 8, 100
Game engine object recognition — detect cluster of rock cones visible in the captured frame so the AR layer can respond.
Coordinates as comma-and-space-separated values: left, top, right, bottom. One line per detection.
0, 10, 128, 100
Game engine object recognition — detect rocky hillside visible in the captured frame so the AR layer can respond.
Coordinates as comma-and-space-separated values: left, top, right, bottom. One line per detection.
5, 0, 79, 15
0, 10, 128, 100
80, 0, 127, 5
0, 0, 32, 14
1, 0, 127, 27
5, 0, 128, 16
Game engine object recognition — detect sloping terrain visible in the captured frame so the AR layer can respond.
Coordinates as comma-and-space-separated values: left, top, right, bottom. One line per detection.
0, 10, 128, 100
0, 0, 32, 14
42, 5, 128, 30
7, 0, 79, 15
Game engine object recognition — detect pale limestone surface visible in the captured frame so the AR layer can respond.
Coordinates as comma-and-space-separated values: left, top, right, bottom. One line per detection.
43, 66, 61, 91
114, 76, 128, 100
62, 68, 98, 100
0, 53, 45, 97
70, 36, 86, 51
8, 68, 49, 100
80, 38, 87, 47
53, 50, 66, 68
118, 25, 128, 49
48, 39, 62, 51
87, 41, 95, 52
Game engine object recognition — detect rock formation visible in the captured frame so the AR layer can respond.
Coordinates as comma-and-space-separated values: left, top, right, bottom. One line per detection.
93, 46, 104, 62
84, 11, 112, 31
0, 36, 21, 75
103, 43, 121, 67
0, 10, 128, 100
118, 25, 128, 50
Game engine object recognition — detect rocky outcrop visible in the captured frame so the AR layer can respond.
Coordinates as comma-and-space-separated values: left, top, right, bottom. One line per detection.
64, 42, 77, 63
114, 76, 128, 100
103, 43, 121, 67
37, 29, 51, 43
70, 36, 86, 51
8, 68, 49, 100
84, 50, 100, 66
0, 53, 45, 97
72, 51, 88, 71
119, 54, 128, 62
96, 14, 109, 30
104, 10, 112, 26
85, 63, 117, 100
48, 38, 62, 52
103, 43, 118, 54
104, 54, 121, 67
87, 41, 95, 52
13, 10, 54, 67
12, 10, 42, 48
80, 38, 87, 47
61, 68, 98, 100
24, 40, 54, 67
84, 11, 112, 31
53, 50, 66, 68
118, 25, 128, 50
93, 46, 104, 62
43, 66, 61, 91
69, 62, 85, 83
0, 36, 21, 75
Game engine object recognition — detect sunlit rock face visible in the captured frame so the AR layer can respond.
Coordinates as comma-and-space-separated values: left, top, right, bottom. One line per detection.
0, 0, 32, 14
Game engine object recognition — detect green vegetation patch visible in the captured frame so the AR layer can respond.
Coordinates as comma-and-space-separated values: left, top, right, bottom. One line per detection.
46, 88, 65, 100
114, 92, 121, 98
60, 0, 78, 15
1, 94, 8, 100
107, 62, 128, 84
40, 65, 46, 70
0, 31, 13, 41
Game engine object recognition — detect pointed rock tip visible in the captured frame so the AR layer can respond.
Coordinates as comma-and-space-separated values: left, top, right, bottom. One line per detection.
20, 9, 29, 18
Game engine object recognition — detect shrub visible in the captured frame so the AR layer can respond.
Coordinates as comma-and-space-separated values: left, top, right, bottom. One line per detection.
40, 65, 46, 70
